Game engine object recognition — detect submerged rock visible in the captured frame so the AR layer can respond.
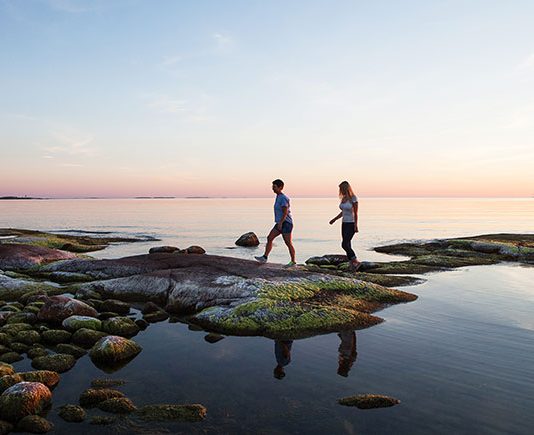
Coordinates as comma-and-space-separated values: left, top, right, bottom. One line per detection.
15, 415, 53, 433
337, 394, 400, 409
0, 381, 52, 423
79, 388, 125, 407
58, 404, 86, 422
89, 336, 142, 366
89, 415, 115, 425
136, 404, 207, 422
235, 232, 260, 247
204, 333, 225, 344
98, 397, 137, 414
90, 378, 126, 388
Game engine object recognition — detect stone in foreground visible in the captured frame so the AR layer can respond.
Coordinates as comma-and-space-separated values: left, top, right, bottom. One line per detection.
0, 381, 52, 423
89, 335, 142, 365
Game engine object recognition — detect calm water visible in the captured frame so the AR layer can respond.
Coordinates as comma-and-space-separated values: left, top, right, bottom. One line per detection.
1, 198, 534, 434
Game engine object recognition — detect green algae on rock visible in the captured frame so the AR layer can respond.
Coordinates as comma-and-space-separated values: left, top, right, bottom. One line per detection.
15, 414, 53, 433
62, 315, 101, 332
31, 354, 76, 373
41, 329, 72, 345
89, 335, 142, 366
79, 388, 125, 407
101, 317, 139, 337
98, 397, 137, 414
135, 404, 207, 422
55, 343, 87, 359
58, 404, 86, 422
71, 328, 107, 348
0, 381, 52, 423
338, 394, 400, 409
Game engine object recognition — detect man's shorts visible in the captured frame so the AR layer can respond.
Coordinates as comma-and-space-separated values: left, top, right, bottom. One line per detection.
273, 221, 293, 234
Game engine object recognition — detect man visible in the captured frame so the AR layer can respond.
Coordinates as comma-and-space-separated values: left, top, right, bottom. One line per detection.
255, 179, 296, 267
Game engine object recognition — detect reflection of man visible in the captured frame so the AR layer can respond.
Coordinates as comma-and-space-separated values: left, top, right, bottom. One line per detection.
337, 331, 357, 377
273, 340, 293, 379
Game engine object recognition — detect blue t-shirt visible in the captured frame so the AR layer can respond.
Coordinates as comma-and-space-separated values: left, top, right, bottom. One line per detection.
274, 193, 293, 224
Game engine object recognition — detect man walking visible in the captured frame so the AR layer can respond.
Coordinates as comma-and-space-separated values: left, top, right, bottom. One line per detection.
255, 179, 296, 266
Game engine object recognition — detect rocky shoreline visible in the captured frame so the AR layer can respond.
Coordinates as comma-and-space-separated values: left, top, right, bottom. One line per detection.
0, 228, 532, 432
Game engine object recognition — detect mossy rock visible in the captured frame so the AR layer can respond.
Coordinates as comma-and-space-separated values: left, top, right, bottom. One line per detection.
79, 388, 125, 407
71, 328, 107, 348
0, 381, 52, 423
90, 378, 126, 388
143, 310, 169, 323
89, 415, 115, 425
99, 300, 131, 315
58, 404, 86, 422
31, 354, 76, 373
365, 261, 443, 275
0, 420, 14, 434
15, 414, 53, 433
1, 322, 33, 335
98, 397, 137, 414
89, 336, 142, 366
0, 334, 10, 346
19, 371, 60, 389
0, 374, 23, 394
6, 312, 37, 325
27, 347, 49, 359
62, 315, 101, 332
0, 345, 9, 355
14, 330, 40, 345
101, 317, 139, 337
22, 305, 41, 315
136, 404, 207, 422
55, 343, 87, 359
19, 290, 48, 306
9, 342, 30, 353
0, 352, 22, 364
135, 319, 149, 330
0, 305, 20, 313
0, 363, 14, 377
338, 394, 400, 409
40, 329, 72, 345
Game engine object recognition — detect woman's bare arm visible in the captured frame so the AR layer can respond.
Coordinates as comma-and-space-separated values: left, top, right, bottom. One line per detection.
353, 202, 359, 232
329, 212, 343, 225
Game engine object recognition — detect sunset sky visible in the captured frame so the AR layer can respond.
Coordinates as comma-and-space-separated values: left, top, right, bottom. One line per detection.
1, 0, 533, 198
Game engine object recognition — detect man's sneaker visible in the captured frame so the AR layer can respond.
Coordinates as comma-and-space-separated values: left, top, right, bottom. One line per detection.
255, 255, 268, 263
284, 261, 297, 268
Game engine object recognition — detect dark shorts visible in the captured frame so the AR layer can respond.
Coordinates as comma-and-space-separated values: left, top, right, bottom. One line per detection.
273, 221, 293, 234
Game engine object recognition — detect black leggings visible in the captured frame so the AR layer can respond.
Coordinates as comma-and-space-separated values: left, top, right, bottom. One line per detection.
341, 222, 356, 261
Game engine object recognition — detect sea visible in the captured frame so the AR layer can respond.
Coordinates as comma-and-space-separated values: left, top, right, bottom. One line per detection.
1, 197, 533, 434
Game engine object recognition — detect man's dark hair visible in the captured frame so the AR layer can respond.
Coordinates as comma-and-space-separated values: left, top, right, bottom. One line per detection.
272, 179, 284, 189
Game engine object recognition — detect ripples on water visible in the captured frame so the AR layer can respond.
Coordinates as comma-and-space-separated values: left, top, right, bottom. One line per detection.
1, 198, 534, 433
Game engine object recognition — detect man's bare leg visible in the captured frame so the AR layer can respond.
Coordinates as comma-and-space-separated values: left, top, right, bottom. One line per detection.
282, 233, 296, 263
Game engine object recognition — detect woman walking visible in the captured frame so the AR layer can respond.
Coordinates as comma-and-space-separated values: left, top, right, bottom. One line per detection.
329, 181, 361, 271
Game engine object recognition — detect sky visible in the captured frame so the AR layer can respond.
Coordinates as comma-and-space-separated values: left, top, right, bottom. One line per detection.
0, 0, 533, 198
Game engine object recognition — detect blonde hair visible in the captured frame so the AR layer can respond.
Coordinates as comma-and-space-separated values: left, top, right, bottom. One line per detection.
338, 181, 355, 201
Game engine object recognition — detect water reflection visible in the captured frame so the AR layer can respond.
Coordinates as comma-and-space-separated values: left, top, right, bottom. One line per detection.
273, 330, 358, 380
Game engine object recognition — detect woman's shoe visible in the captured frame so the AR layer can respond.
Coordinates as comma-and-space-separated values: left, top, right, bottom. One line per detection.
351, 260, 362, 272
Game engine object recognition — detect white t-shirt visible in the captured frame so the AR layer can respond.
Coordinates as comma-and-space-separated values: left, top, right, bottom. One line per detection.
339, 196, 358, 223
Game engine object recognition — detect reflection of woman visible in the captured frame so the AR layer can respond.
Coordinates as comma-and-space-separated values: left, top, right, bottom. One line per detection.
273, 340, 293, 379
337, 330, 357, 377
329, 181, 361, 271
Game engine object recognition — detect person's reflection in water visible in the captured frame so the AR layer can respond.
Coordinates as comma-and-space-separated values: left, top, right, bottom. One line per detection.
337, 330, 357, 377
273, 340, 293, 380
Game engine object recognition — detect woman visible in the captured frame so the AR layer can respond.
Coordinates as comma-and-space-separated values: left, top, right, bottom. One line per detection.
329, 181, 361, 270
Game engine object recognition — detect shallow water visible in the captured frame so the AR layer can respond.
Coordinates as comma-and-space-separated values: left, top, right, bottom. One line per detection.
1, 198, 534, 434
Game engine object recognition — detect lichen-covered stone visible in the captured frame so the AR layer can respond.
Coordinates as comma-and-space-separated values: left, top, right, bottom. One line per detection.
14, 330, 40, 345
6, 312, 37, 325
31, 354, 76, 373
15, 414, 53, 433
98, 397, 137, 414
19, 371, 60, 389
0, 374, 23, 394
101, 317, 139, 337
71, 328, 107, 348
338, 394, 400, 409
57, 404, 85, 422
27, 347, 49, 359
79, 388, 125, 407
55, 343, 87, 359
9, 342, 29, 353
0, 381, 52, 423
136, 404, 207, 422
62, 315, 101, 332
40, 329, 72, 345
89, 335, 142, 365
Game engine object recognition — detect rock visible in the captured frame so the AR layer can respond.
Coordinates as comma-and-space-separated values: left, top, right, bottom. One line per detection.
79, 388, 125, 407
31, 354, 76, 373
136, 404, 207, 422
19, 291, 47, 306
71, 328, 107, 348
90, 378, 125, 388
37, 295, 98, 323
337, 394, 400, 409
204, 333, 224, 344
58, 404, 86, 422
0, 374, 24, 394
235, 232, 260, 247
143, 310, 169, 323
89, 336, 142, 366
0, 420, 14, 434
0, 243, 76, 271
101, 317, 139, 337
19, 371, 60, 389
15, 415, 53, 433
0, 381, 52, 423
97, 311, 119, 320
99, 299, 130, 315
55, 343, 87, 359
0, 334, 10, 346
98, 397, 137, 414
62, 315, 101, 332
186, 246, 205, 254
26, 346, 49, 359
149, 246, 179, 254
7, 312, 37, 325
14, 330, 40, 345
141, 302, 161, 314
9, 342, 29, 353
134, 319, 149, 330
41, 329, 71, 345
89, 415, 115, 425
0, 363, 14, 377
0, 352, 22, 364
